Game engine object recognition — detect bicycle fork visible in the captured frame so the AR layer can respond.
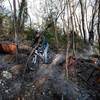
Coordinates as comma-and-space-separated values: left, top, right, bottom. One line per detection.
32, 50, 43, 64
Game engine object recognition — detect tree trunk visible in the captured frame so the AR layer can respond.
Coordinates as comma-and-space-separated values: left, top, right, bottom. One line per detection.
88, 0, 98, 45
75, 14, 83, 39
0, 16, 3, 34
68, 0, 75, 56
97, 0, 100, 53
13, 0, 18, 62
79, 0, 87, 42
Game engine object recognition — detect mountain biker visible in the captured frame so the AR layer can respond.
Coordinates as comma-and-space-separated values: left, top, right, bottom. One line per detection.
32, 31, 49, 64
31, 31, 41, 64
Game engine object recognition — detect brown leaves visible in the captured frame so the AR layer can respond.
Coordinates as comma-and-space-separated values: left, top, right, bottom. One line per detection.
67, 56, 77, 79
0, 43, 16, 54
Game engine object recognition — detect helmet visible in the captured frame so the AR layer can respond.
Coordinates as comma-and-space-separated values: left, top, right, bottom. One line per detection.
35, 31, 41, 37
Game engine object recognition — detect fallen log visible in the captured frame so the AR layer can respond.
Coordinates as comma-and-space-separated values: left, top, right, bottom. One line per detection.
52, 54, 65, 65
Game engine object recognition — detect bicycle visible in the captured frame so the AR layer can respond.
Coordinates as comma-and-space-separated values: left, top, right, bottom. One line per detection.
28, 46, 44, 70
32, 46, 44, 64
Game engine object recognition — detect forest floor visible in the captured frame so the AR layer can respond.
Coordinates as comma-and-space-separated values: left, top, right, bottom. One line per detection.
0, 40, 100, 100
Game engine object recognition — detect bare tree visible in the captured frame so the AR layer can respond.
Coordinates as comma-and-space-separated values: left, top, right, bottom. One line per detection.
17, 0, 28, 33
41, 0, 67, 48
67, 0, 76, 55
13, 0, 18, 61
88, 0, 98, 45
79, 0, 87, 42
97, 0, 100, 53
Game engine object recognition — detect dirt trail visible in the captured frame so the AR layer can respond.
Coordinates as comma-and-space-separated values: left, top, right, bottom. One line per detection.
0, 45, 99, 100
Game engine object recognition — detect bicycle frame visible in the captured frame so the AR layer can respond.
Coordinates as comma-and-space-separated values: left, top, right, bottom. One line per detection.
32, 47, 44, 64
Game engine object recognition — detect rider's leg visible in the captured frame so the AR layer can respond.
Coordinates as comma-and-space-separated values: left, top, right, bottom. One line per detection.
44, 44, 49, 64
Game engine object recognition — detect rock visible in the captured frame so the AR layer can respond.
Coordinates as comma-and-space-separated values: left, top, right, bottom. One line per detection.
2, 71, 12, 79
0, 79, 22, 100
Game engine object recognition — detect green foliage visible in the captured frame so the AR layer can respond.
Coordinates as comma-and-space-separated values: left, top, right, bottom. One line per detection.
58, 33, 67, 48
24, 27, 85, 51
43, 30, 67, 49
95, 42, 100, 51
0, 13, 12, 34
43, 31, 56, 48
73, 32, 83, 49
24, 27, 35, 40
42, 30, 84, 50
